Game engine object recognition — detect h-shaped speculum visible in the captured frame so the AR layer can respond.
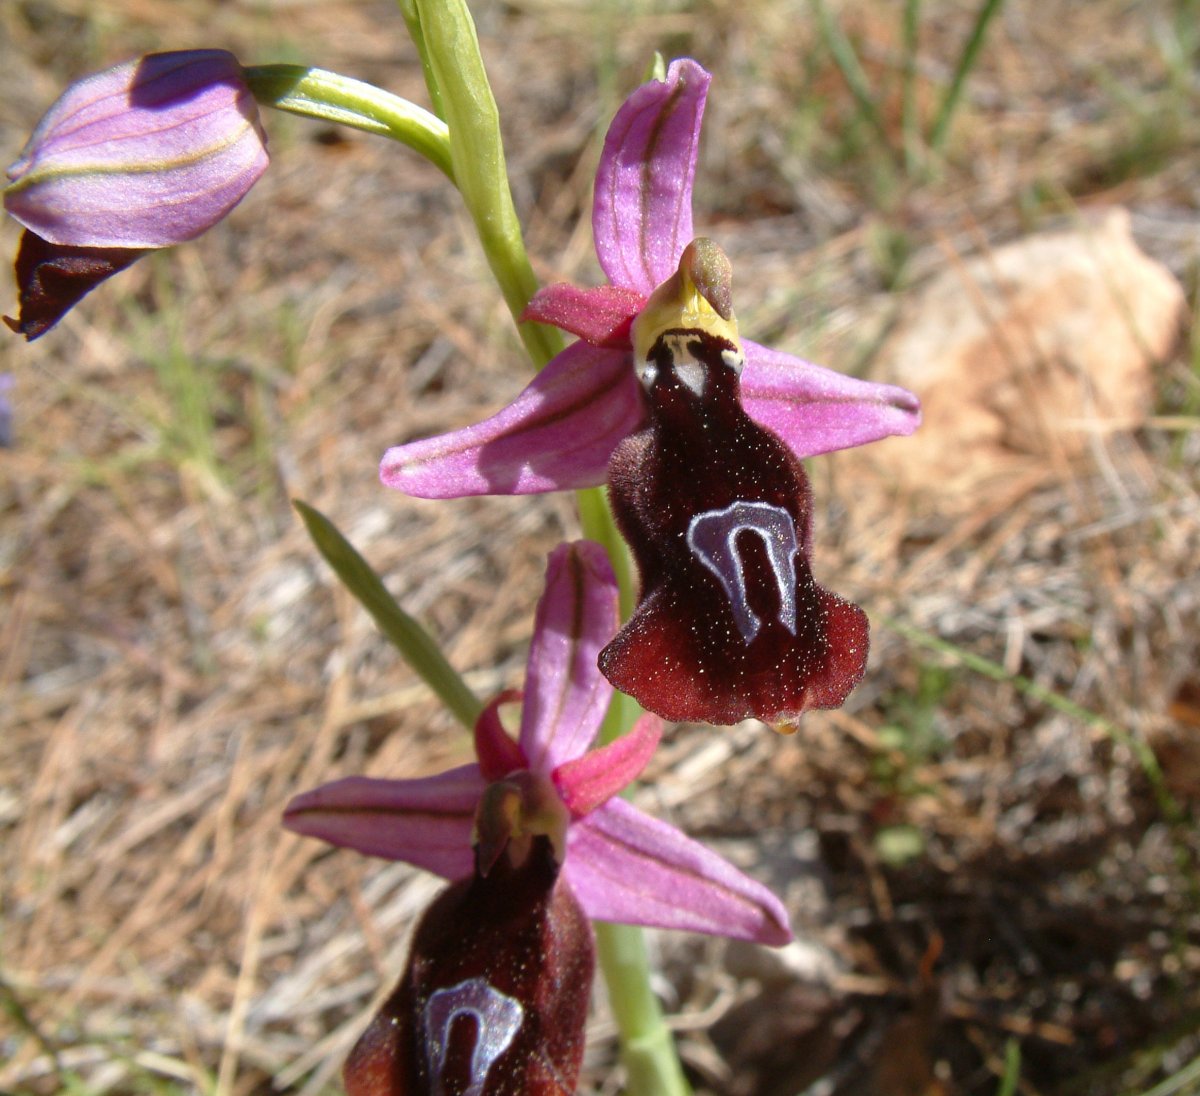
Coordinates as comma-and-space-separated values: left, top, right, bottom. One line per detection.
686, 500, 800, 644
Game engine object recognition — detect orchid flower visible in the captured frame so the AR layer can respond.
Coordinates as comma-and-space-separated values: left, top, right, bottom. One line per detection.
380, 58, 919, 498
284, 540, 791, 946
4, 50, 269, 339
380, 59, 919, 729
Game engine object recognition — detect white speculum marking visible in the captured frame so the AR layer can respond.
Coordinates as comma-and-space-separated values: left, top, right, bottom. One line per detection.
423, 977, 524, 1096
687, 500, 799, 643
636, 359, 658, 388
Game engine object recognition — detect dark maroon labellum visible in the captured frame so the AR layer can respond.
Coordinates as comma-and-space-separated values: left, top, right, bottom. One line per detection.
4, 229, 146, 340
344, 837, 594, 1096
600, 327, 869, 726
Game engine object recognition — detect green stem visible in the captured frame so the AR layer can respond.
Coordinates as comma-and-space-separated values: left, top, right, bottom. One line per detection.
577, 487, 635, 622
410, 0, 563, 367
595, 922, 692, 1096
243, 64, 454, 181
577, 485, 642, 747
394, 0, 445, 119
387, 6, 684, 1085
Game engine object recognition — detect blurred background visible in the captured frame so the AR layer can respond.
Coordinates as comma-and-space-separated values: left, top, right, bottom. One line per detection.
1, 0, 1198, 1092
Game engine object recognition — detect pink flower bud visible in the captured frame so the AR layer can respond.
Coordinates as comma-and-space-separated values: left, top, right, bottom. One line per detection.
5, 50, 269, 249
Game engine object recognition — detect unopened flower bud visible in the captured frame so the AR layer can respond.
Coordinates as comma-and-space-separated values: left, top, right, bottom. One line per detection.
3, 50, 270, 339
6, 50, 268, 250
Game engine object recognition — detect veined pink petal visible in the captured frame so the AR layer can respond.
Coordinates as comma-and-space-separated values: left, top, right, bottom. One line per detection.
593, 59, 710, 295
564, 798, 791, 945
380, 341, 644, 498
282, 768, 483, 880
553, 713, 662, 818
520, 542, 619, 774
6, 51, 269, 249
522, 283, 644, 347
740, 339, 922, 458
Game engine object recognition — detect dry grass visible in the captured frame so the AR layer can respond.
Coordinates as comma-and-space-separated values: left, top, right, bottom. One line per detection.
1, 0, 1198, 1093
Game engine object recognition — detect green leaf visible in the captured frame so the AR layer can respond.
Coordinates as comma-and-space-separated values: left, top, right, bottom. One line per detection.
293, 498, 481, 729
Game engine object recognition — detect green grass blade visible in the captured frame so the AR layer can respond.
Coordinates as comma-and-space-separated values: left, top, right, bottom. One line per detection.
901, 0, 923, 175
883, 617, 1183, 829
293, 499, 482, 729
929, 0, 1007, 152
1139, 1050, 1200, 1096
811, 0, 890, 145
996, 1039, 1021, 1096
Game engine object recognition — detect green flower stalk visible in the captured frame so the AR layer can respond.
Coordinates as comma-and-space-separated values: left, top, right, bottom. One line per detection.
405, 0, 563, 368
243, 65, 453, 180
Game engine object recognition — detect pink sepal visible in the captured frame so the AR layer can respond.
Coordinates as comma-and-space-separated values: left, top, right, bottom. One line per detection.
380, 341, 644, 498
6, 51, 269, 249
740, 339, 922, 458
592, 58, 711, 295
520, 543, 620, 774
564, 798, 792, 946
282, 768, 482, 881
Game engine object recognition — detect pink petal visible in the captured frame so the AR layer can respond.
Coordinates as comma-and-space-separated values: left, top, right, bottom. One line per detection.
519, 542, 619, 774
522, 283, 644, 347
564, 799, 791, 945
592, 59, 711, 295
474, 689, 527, 782
740, 340, 922, 458
552, 713, 662, 817
282, 768, 483, 880
6, 51, 268, 249
380, 341, 644, 498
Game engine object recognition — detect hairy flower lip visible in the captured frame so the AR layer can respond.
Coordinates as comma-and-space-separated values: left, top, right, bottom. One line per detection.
284, 540, 793, 946
343, 835, 594, 1096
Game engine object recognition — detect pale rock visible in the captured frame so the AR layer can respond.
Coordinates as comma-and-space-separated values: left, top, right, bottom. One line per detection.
873, 207, 1186, 492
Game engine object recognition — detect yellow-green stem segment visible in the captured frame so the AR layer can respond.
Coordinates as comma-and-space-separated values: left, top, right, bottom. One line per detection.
244, 65, 455, 181
596, 921, 693, 1096
410, 0, 563, 367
